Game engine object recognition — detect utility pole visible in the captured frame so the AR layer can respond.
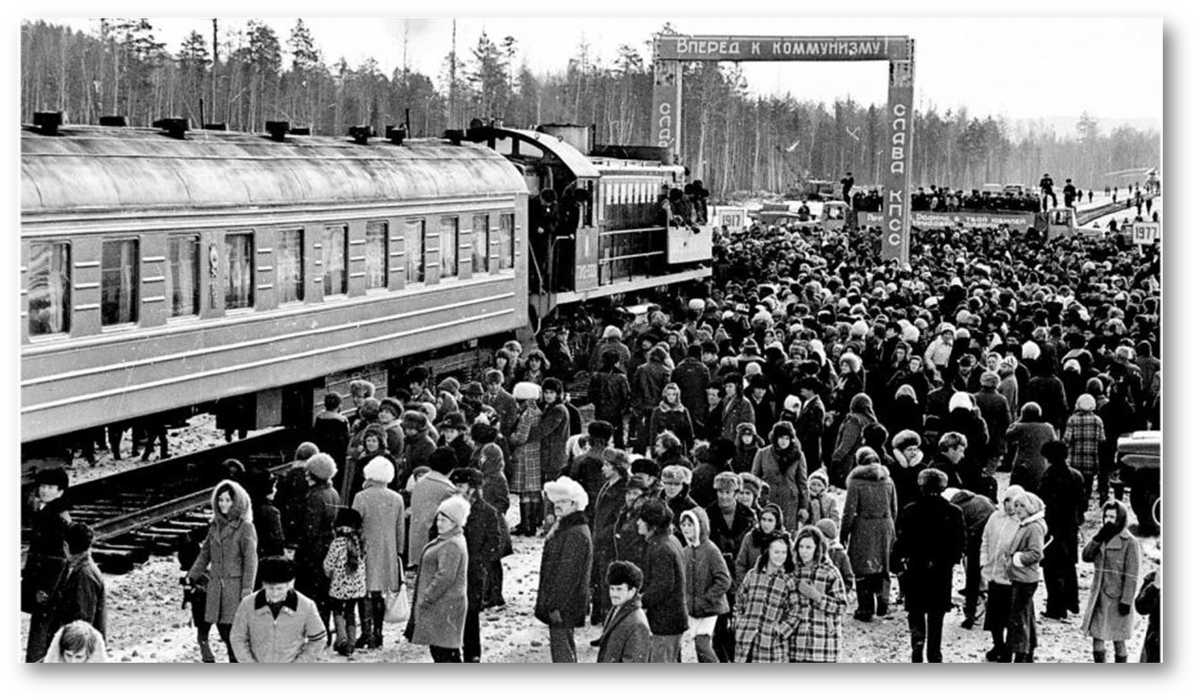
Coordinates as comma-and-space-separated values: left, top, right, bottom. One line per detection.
211, 19, 219, 126
448, 19, 458, 129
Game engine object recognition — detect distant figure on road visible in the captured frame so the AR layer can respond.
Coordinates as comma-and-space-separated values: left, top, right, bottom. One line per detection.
1062, 179, 1077, 209
1039, 173, 1057, 209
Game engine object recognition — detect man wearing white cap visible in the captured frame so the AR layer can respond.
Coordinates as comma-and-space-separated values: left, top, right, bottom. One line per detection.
535, 476, 593, 662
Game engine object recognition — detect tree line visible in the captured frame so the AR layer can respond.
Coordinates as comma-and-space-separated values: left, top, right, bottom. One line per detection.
21, 18, 1161, 198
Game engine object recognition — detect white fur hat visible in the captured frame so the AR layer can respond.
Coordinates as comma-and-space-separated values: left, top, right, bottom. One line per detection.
543, 475, 588, 511
949, 391, 975, 413
363, 456, 395, 485
437, 495, 471, 528
513, 381, 542, 401
1021, 340, 1042, 361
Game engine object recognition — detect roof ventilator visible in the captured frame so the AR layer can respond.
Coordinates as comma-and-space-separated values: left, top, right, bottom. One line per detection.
289, 126, 311, 136
265, 121, 290, 142
33, 111, 63, 136
203, 123, 227, 131
386, 124, 407, 145
348, 126, 374, 145
152, 117, 189, 139
99, 115, 127, 127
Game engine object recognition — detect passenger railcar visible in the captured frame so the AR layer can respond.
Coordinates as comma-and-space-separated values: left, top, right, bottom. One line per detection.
21, 118, 528, 448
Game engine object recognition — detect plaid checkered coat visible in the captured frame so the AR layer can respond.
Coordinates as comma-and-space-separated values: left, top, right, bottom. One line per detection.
788, 557, 849, 662
734, 565, 803, 663
511, 405, 543, 493
1063, 410, 1106, 475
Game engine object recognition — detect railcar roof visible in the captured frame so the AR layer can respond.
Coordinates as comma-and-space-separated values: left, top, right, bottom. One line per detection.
21, 125, 528, 216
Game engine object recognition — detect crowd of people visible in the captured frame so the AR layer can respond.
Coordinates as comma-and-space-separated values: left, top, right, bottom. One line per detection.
21, 199, 1161, 663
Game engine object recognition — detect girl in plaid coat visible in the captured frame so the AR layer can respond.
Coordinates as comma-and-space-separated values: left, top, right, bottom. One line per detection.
511, 382, 544, 535
734, 532, 802, 663
789, 525, 849, 663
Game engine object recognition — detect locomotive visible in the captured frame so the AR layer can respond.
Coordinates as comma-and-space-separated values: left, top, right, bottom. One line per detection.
19, 114, 711, 469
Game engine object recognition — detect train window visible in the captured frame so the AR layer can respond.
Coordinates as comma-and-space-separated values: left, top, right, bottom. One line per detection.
225, 232, 254, 310
324, 224, 349, 296
27, 241, 71, 336
439, 216, 459, 278
101, 239, 139, 326
277, 229, 305, 304
365, 221, 388, 290
167, 235, 201, 317
472, 214, 489, 274
499, 213, 514, 271
404, 219, 425, 284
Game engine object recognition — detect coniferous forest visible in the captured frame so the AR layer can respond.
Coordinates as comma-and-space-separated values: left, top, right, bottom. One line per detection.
21, 19, 1161, 198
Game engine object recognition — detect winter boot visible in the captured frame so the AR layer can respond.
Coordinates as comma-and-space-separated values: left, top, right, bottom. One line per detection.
1115, 655, 1127, 663
198, 638, 216, 663
911, 644, 924, 663
853, 579, 874, 621
333, 615, 351, 656
344, 618, 358, 657
356, 599, 374, 649
1093, 650, 1107, 663
371, 596, 386, 648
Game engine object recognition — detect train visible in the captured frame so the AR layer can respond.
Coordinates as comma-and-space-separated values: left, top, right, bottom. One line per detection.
20, 114, 712, 468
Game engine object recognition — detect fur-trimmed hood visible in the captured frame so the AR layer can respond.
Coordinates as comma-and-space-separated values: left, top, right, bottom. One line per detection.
211, 479, 253, 525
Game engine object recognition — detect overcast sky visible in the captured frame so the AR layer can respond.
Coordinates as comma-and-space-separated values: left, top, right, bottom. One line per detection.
40, 12, 1162, 128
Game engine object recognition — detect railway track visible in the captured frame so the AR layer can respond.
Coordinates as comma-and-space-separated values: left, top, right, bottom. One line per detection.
24, 429, 300, 574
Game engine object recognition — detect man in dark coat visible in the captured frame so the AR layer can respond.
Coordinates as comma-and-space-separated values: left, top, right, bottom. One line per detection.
1036, 441, 1085, 619
536, 477, 593, 662
948, 488, 997, 629
672, 344, 713, 436
449, 468, 501, 662
893, 468, 965, 663
49, 522, 106, 642
589, 350, 632, 449
596, 561, 651, 663
482, 369, 520, 439
631, 346, 672, 450
568, 421, 613, 520
796, 378, 827, 474
704, 471, 756, 662
637, 499, 688, 662
311, 393, 351, 474
23, 467, 72, 663
973, 372, 1012, 485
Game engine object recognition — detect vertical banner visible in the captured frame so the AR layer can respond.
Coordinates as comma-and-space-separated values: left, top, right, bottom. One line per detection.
883, 42, 915, 265
652, 56, 682, 162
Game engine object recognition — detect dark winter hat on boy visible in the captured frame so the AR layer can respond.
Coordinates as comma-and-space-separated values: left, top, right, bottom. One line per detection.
607, 560, 644, 590
259, 556, 296, 584
34, 467, 69, 491
637, 498, 674, 529
428, 447, 458, 475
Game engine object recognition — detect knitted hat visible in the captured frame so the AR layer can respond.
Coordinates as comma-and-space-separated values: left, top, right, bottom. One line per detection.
807, 469, 830, 490
607, 560, 644, 590
379, 397, 404, 419
713, 471, 742, 492
543, 475, 589, 511
1076, 393, 1096, 412
437, 495, 471, 528
306, 453, 337, 481
513, 381, 542, 401
814, 518, 839, 542
363, 456, 395, 485
949, 391, 975, 412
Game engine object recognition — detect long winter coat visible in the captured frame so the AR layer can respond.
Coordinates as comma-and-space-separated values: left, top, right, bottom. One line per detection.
1005, 511, 1046, 585
1037, 463, 1085, 568
407, 471, 456, 565
462, 496, 502, 612
751, 441, 809, 533
796, 396, 826, 473
672, 358, 713, 434
410, 525, 468, 649
1005, 421, 1058, 492
535, 510, 593, 628
1082, 503, 1140, 641
588, 369, 631, 427
720, 395, 756, 442
596, 595, 651, 663
830, 413, 874, 485
532, 402, 570, 481
894, 495, 965, 613
293, 481, 339, 602
188, 480, 259, 625
734, 565, 802, 663
681, 509, 732, 618
510, 404, 543, 494
840, 463, 897, 577
352, 483, 406, 591
640, 531, 689, 635
788, 542, 849, 663
646, 401, 695, 453
974, 387, 1012, 461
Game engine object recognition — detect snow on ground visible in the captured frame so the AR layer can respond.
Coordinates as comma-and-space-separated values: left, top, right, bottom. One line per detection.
19, 469, 1159, 663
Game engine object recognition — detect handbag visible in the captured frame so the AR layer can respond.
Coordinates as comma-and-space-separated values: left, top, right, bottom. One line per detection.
384, 583, 411, 624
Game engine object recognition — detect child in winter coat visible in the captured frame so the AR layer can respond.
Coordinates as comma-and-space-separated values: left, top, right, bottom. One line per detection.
814, 518, 855, 595
324, 507, 367, 656
805, 470, 840, 526
679, 508, 732, 663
